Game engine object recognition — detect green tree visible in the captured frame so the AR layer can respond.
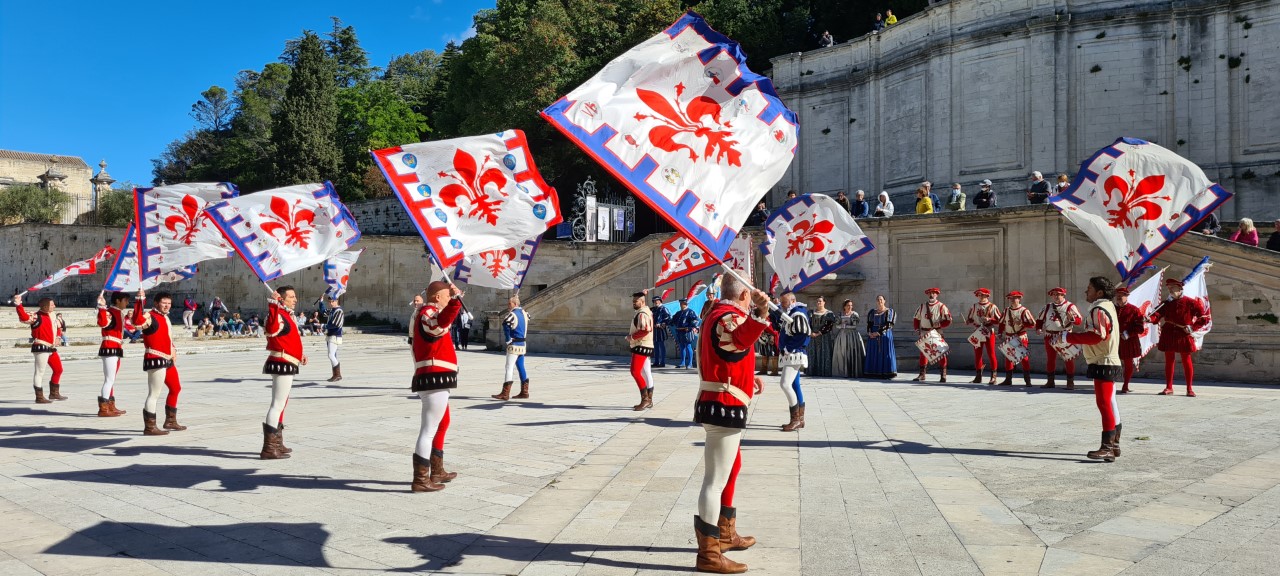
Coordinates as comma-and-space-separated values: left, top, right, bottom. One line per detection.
326, 17, 374, 88
151, 129, 222, 185
94, 182, 138, 227
336, 80, 428, 200
190, 85, 234, 132
218, 63, 292, 191
271, 30, 341, 188
384, 49, 442, 130
0, 184, 72, 224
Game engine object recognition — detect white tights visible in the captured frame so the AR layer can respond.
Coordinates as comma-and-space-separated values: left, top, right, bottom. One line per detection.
779, 365, 801, 407
326, 337, 340, 367
415, 390, 449, 457
265, 374, 294, 426
144, 368, 166, 414
699, 424, 743, 522
100, 356, 119, 398
33, 352, 51, 388
503, 353, 518, 382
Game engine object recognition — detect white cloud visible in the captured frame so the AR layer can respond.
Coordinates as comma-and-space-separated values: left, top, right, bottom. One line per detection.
441, 26, 476, 44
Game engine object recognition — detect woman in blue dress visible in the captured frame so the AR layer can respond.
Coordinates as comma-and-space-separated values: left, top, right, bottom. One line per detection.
864, 295, 897, 378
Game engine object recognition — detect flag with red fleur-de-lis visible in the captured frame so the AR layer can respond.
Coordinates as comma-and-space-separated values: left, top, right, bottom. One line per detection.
760, 194, 874, 292
26, 244, 117, 292
453, 236, 541, 290
541, 11, 798, 261
134, 182, 239, 281
1050, 137, 1233, 281
654, 233, 715, 286
104, 222, 196, 292
371, 130, 562, 268
323, 248, 365, 299
205, 182, 362, 283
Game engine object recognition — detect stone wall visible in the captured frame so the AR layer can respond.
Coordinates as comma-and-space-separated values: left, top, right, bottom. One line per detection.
768, 0, 1280, 221
345, 197, 419, 236
520, 206, 1280, 383
0, 223, 627, 339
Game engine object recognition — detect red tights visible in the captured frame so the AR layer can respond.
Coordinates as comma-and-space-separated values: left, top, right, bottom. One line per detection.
918, 355, 948, 368
1164, 352, 1194, 390
1044, 339, 1075, 375
1122, 358, 1136, 390
630, 353, 651, 390
1005, 358, 1031, 372
48, 351, 64, 384
973, 339, 996, 372
163, 366, 182, 408
721, 448, 742, 507
1093, 380, 1119, 432
432, 405, 451, 451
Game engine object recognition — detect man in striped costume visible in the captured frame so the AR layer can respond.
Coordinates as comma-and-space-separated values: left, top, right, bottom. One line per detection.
324, 295, 344, 382
627, 292, 655, 411
409, 281, 464, 492
492, 296, 531, 401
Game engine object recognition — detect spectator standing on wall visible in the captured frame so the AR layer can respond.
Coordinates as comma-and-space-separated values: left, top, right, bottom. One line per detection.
916, 181, 940, 213
834, 190, 852, 214
1055, 173, 1070, 197
972, 179, 997, 209
885, 10, 898, 25
1191, 210, 1221, 236
1230, 218, 1259, 247
1026, 171, 1051, 204
208, 296, 228, 323
851, 190, 871, 218
745, 201, 770, 226
819, 31, 834, 47
915, 187, 934, 214
182, 297, 198, 329
874, 192, 894, 217
946, 183, 967, 211
872, 13, 885, 33
1267, 220, 1280, 251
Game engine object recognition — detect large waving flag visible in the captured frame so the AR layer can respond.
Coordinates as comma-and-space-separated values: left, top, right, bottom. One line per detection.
1050, 137, 1233, 281
26, 245, 116, 292
761, 194, 874, 292
205, 182, 361, 283
655, 233, 715, 286
323, 248, 364, 299
1126, 267, 1164, 360
104, 222, 196, 292
454, 237, 541, 290
372, 130, 562, 268
541, 11, 798, 260
1183, 257, 1213, 350
724, 234, 753, 278
134, 182, 238, 280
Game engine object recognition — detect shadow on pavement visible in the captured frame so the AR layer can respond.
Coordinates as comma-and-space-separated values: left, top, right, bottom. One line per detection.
727, 438, 1087, 462
459, 399, 622, 411
105, 444, 259, 460
508, 416, 693, 429
0, 404, 95, 418
27, 464, 405, 492
385, 532, 690, 572
44, 520, 333, 567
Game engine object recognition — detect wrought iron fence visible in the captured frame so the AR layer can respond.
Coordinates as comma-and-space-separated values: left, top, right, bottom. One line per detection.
567, 177, 635, 243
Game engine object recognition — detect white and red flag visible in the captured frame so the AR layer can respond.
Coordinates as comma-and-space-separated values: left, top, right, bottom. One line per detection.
454, 237, 541, 290
104, 222, 196, 292
372, 130, 562, 268
760, 194, 874, 292
27, 245, 116, 292
1050, 137, 1233, 281
1126, 267, 1165, 359
205, 182, 362, 283
655, 233, 715, 286
541, 11, 798, 260
323, 248, 365, 299
724, 234, 753, 277
134, 182, 238, 280
1182, 257, 1213, 350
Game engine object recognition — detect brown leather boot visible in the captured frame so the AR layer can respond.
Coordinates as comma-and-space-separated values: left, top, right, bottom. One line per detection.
782, 404, 805, 432
912, 367, 926, 382
717, 506, 756, 552
971, 370, 983, 384
34, 387, 52, 404
142, 411, 169, 436
999, 370, 1013, 386
988, 371, 998, 386
278, 423, 292, 454
642, 387, 654, 409
327, 364, 342, 382
430, 449, 457, 483
1065, 374, 1076, 391
1086, 431, 1117, 462
163, 406, 188, 431
411, 453, 445, 492
1023, 366, 1033, 386
695, 516, 746, 573
49, 383, 68, 400
260, 423, 290, 460
491, 382, 512, 401
939, 366, 948, 383
97, 397, 121, 417
632, 389, 648, 411
768, 357, 779, 376
108, 396, 126, 415
1042, 373, 1056, 388
514, 380, 530, 399
1111, 423, 1122, 457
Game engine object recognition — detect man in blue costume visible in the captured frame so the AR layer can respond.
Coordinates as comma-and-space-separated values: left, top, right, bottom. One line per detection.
776, 291, 811, 432
492, 296, 531, 400
671, 298, 700, 369
651, 295, 672, 368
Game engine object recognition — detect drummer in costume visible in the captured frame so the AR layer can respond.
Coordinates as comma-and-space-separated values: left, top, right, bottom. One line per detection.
964, 288, 1002, 385
912, 288, 952, 382
1037, 287, 1083, 390
998, 291, 1036, 386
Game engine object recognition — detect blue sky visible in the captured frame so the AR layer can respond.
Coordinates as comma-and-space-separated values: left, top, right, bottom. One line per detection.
0, 0, 493, 187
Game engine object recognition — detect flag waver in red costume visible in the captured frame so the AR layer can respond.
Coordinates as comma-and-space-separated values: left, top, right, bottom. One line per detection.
1149, 277, 1210, 397
693, 270, 770, 574
13, 294, 65, 404
260, 286, 307, 460
913, 288, 952, 382
627, 291, 656, 411
999, 291, 1037, 386
964, 288, 1002, 385
1064, 276, 1124, 462
95, 291, 132, 417
409, 281, 464, 492
1037, 288, 1083, 389
1113, 286, 1147, 394
133, 290, 185, 435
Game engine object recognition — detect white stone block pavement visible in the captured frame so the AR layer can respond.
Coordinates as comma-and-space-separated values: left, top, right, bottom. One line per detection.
1, 333, 1278, 575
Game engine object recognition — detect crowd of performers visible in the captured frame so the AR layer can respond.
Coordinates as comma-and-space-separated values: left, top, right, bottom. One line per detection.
6, 267, 1211, 574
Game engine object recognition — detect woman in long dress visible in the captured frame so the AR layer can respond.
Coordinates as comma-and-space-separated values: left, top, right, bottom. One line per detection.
807, 297, 837, 377
864, 295, 898, 378
831, 300, 866, 377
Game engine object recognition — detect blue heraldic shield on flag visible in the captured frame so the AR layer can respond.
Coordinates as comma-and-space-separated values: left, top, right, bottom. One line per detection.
1049, 137, 1233, 281
542, 11, 798, 260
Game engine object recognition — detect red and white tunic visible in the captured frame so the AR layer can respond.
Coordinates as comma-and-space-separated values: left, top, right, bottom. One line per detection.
694, 301, 770, 429
263, 303, 303, 375
16, 305, 59, 354
1037, 301, 1082, 334
133, 301, 176, 370
1001, 305, 1036, 344
97, 304, 128, 357
628, 306, 654, 357
965, 302, 1002, 335
913, 301, 952, 331
1116, 302, 1147, 360
1149, 296, 1209, 354
410, 298, 462, 392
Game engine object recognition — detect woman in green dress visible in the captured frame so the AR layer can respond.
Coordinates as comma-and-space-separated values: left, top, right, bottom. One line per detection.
832, 300, 866, 377
806, 296, 838, 376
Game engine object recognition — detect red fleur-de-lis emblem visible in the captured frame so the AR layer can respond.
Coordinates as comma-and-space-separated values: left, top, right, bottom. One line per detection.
1103, 170, 1173, 228
634, 83, 741, 166
259, 196, 316, 249
438, 148, 508, 226
481, 247, 519, 278
164, 195, 207, 245
785, 215, 835, 258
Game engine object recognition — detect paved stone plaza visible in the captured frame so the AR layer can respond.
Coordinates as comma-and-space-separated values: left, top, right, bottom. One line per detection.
2, 334, 1279, 575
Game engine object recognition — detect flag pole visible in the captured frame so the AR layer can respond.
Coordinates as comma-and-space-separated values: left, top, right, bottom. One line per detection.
719, 264, 781, 313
